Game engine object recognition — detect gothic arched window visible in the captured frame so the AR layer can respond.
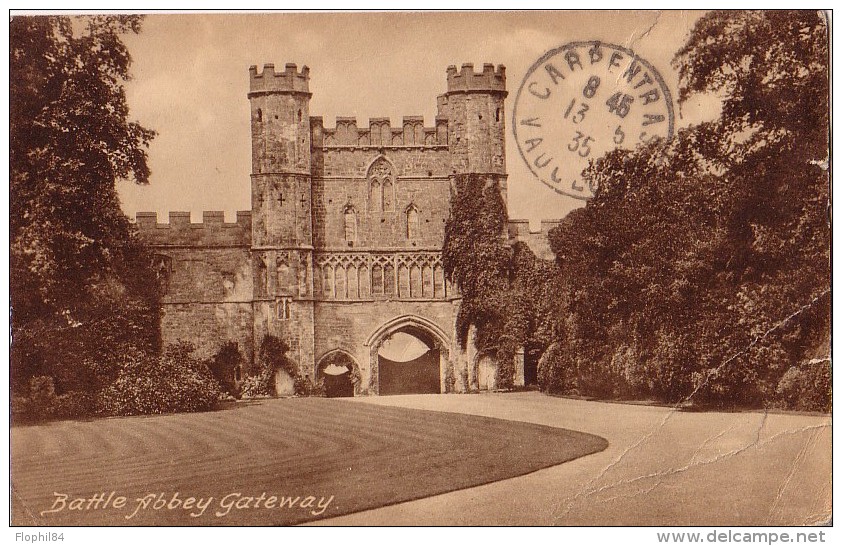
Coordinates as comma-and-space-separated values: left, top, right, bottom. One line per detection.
344, 205, 357, 244
371, 264, 384, 295
276, 253, 294, 295
406, 205, 420, 239
383, 263, 396, 296
367, 157, 395, 213
370, 180, 382, 211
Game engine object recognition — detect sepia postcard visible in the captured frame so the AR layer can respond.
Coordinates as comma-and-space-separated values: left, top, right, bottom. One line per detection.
9, 10, 831, 531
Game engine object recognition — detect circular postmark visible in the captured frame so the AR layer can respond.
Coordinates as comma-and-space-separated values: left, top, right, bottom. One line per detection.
512, 41, 675, 200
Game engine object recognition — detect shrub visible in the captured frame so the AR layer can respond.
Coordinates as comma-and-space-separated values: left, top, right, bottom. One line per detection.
294, 376, 325, 397
241, 335, 326, 398
537, 342, 577, 395
95, 344, 221, 416
774, 360, 831, 412
11, 376, 58, 422
207, 342, 243, 398
10, 376, 94, 422
53, 391, 95, 419
11, 395, 31, 422
27, 375, 59, 421
495, 346, 517, 390
237, 335, 292, 398
240, 373, 272, 398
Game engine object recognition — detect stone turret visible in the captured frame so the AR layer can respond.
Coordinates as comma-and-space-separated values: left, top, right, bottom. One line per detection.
440, 63, 507, 177
247, 62, 313, 247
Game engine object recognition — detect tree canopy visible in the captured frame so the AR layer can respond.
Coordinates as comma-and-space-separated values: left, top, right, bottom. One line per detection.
10, 15, 160, 398
542, 10, 829, 408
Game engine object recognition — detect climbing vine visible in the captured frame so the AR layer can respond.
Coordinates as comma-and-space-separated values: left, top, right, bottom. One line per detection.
242, 335, 315, 397
443, 174, 558, 388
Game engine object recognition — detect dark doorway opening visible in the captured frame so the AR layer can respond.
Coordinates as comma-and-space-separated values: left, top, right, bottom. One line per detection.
318, 352, 356, 398
378, 328, 441, 395
524, 344, 542, 386
323, 371, 354, 398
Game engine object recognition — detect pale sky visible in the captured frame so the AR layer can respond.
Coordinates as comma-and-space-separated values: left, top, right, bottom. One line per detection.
117, 11, 717, 227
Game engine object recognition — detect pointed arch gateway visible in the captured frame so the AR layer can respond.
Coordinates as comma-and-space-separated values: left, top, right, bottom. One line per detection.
365, 315, 450, 395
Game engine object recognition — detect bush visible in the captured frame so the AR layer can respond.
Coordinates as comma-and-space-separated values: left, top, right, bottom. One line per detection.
207, 342, 243, 398
294, 376, 325, 397
11, 376, 94, 422
538, 343, 574, 394
775, 360, 831, 412
53, 391, 95, 419
27, 375, 59, 420
11, 376, 58, 422
95, 344, 221, 416
241, 335, 326, 398
11, 395, 31, 422
240, 373, 272, 398
237, 335, 292, 398
495, 347, 516, 390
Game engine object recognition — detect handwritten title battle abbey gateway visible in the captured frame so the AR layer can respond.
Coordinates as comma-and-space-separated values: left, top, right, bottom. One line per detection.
137, 63, 555, 396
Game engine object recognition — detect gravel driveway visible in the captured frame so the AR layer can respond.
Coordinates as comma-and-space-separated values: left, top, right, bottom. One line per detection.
314, 392, 831, 526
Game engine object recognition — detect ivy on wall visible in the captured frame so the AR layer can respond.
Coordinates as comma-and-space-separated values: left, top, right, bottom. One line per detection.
443, 174, 558, 388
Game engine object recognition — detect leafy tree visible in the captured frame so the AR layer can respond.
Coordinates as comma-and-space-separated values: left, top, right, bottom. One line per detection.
544, 10, 829, 409
10, 15, 159, 396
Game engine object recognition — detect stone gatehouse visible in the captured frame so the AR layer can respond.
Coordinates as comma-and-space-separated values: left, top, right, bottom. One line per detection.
137, 62, 549, 396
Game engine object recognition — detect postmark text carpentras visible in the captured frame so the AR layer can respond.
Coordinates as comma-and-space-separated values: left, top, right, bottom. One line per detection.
513, 41, 674, 199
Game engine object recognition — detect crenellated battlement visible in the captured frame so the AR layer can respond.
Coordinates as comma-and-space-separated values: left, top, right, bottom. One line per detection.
445, 63, 506, 95
507, 219, 562, 236
507, 219, 562, 260
311, 115, 448, 147
135, 211, 252, 247
248, 62, 310, 96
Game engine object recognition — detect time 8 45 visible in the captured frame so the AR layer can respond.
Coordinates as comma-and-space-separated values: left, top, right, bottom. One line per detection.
563, 76, 634, 124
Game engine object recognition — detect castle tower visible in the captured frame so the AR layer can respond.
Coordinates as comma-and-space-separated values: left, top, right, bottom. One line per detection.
248, 63, 315, 381
248, 63, 313, 247
440, 63, 508, 188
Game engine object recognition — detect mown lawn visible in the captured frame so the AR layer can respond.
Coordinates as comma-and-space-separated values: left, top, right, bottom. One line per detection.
11, 397, 607, 526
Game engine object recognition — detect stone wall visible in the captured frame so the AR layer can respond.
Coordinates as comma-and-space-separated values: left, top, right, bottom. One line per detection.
314, 175, 451, 250
507, 219, 563, 261
252, 300, 315, 379
136, 211, 251, 247
138, 215, 255, 362
161, 302, 254, 363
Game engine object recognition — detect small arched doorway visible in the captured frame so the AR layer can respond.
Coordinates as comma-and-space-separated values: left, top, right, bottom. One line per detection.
317, 351, 358, 398
377, 327, 441, 395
